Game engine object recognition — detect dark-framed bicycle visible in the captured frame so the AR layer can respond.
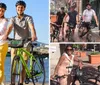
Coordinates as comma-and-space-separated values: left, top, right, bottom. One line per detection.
50, 22, 61, 42
50, 65, 100, 85
78, 22, 96, 42
65, 22, 75, 42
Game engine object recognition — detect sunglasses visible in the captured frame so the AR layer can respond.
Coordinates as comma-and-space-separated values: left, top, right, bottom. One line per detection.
67, 49, 73, 51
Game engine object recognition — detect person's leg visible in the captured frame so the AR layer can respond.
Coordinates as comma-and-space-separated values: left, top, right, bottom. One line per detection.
0, 43, 8, 83
11, 48, 17, 84
67, 74, 73, 85
20, 60, 28, 85
64, 23, 69, 41
59, 77, 67, 85
19, 47, 30, 84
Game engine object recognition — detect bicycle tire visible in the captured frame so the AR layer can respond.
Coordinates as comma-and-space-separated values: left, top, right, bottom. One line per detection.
72, 66, 99, 85
78, 26, 82, 37
11, 56, 20, 85
31, 57, 45, 85
68, 29, 74, 42
87, 33, 94, 42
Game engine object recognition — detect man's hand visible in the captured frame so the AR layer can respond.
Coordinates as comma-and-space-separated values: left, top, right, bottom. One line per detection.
31, 36, 37, 41
96, 23, 99, 27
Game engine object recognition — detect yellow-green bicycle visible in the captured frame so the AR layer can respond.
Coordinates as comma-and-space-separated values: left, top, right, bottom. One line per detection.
8, 38, 46, 85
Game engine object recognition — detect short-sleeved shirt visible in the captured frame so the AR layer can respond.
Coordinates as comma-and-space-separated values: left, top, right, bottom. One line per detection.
9, 14, 34, 40
0, 19, 8, 45
68, 10, 78, 24
56, 11, 65, 25
83, 9, 96, 22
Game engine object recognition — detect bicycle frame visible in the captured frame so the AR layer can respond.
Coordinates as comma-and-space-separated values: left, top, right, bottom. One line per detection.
15, 48, 43, 78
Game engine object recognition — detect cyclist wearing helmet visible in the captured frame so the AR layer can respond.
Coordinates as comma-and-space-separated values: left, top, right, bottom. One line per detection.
0, 2, 8, 84
2, 1, 37, 85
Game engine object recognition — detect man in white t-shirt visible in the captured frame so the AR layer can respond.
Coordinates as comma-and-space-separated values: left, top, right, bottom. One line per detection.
80, 3, 99, 37
83, 3, 99, 25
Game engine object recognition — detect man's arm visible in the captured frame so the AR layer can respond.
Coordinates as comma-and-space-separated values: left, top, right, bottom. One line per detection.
28, 23, 37, 41
63, 13, 68, 23
92, 10, 99, 26
94, 15, 99, 27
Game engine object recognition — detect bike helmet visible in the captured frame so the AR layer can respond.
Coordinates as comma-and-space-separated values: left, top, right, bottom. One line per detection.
0, 3, 7, 10
16, 0, 26, 8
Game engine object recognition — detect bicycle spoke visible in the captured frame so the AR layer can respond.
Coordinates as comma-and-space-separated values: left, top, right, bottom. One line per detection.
11, 56, 20, 85
31, 57, 45, 85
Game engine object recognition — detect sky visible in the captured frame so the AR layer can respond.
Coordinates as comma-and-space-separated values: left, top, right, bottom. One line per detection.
1, 0, 49, 44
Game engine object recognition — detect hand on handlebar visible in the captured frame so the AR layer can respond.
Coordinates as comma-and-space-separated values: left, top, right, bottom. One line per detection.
31, 36, 37, 41
50, 74, 56, 80
96, 23, 99, 27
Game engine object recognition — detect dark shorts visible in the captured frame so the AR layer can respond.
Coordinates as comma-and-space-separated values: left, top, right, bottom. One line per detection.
67, 22, 76, 29
82, 22, 91, 30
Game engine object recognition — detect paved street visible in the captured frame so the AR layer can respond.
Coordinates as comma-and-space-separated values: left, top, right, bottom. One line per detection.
74, 27, 100, 42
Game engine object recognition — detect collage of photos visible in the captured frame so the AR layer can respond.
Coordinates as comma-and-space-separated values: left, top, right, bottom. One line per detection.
50, 0, 100, 42
1, 0, 100, 85
50, 0, 100, 85
0, 0, 49, 85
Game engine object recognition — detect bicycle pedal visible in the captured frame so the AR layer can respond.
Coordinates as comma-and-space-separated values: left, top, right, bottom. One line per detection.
14, 56, 20, 60
34, 77, 41, 82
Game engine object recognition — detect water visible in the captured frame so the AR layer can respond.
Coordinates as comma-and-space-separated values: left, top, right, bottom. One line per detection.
5, 57, 49, 83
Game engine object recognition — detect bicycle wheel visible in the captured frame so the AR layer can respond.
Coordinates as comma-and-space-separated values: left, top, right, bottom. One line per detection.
50, 24, 56, 42
87, 33, 94, 42
11, 56, 20, 85
31, 57, 45, 85
68, 29, 74, 42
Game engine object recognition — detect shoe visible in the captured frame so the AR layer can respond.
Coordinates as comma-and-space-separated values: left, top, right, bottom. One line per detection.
18, 83, 23, 85
10, 84, 15, 85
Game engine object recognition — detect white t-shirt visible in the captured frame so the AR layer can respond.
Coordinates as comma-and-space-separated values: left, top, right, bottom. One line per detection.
0, 19, 8, 45
83, 9, 96, 22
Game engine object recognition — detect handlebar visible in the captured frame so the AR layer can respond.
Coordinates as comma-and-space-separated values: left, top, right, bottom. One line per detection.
7, 37, 32, 41
50, 22, 62, 28
7, 37, 37, 48
53, 74, 67, 80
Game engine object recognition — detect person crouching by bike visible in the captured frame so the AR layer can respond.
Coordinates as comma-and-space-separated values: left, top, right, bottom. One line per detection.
0, 3, 8, 85
80, 3, 99, 38
51, 45, 82, 85
2, 1, 37, 85
63, 4, 78, 41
